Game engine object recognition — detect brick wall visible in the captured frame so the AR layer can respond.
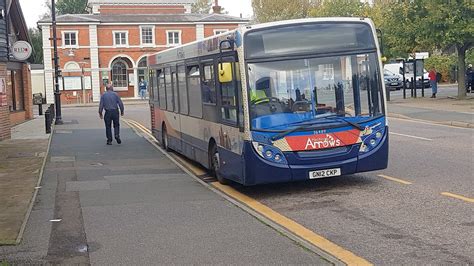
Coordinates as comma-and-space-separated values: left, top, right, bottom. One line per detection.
0, 63, 11, 140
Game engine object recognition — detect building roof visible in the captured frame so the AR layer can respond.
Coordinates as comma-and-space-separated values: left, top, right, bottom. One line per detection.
39, 13, 249, 24
87, 0, 196, 4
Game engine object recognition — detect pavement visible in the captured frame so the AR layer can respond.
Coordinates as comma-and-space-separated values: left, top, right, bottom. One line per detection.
0, 117, 50, 245
0, 107, 328, 265
387, 88, 473, 127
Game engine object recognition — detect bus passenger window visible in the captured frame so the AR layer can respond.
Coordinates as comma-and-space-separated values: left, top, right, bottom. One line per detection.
187, 66, 203, 118
202, 64, 216, 104
165, 68, 173, 111
158, 69, 166, 110
178, 65, 188, 115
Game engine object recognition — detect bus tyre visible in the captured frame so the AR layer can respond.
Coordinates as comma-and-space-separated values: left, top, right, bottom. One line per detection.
210, 145, 229, 185
161, 126, 170, 151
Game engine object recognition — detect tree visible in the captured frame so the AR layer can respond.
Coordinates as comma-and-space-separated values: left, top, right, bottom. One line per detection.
192, 0, 212, 14
45, 0, 88, 15
28, 28, 43, 64
416, 0, 473, 98
309, 0, 366, 17
252, 0, 317, 23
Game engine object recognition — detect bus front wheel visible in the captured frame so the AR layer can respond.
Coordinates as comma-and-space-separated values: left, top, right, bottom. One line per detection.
210, 145, 229, 185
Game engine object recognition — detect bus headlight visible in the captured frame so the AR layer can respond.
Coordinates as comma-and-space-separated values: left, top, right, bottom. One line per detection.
359, 129, 385, 153
252, 142, 288, 164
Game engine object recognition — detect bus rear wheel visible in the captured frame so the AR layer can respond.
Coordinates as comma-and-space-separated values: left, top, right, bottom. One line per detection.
161, 126, 170, 151
210, 145, 229, 185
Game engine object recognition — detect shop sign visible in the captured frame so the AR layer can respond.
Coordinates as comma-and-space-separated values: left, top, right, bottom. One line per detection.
12, 41, 33, 61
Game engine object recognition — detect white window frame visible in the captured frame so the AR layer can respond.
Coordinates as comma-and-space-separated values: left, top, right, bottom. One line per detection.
140, 25, 155, 46
166, 30, 182, 47
213, 29, 229, 35
62, 31, 79, 48
113, 31, 129, 47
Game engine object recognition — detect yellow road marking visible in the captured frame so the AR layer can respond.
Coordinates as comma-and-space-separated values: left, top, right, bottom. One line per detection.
378, 175, 412, 185
126, 119, 151, 134
441, 192, 474, 203
170, 153, 208, 176
213, 182, 373, 266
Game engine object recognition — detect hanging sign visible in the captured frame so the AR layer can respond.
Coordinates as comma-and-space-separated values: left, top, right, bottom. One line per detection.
12, 41, 33, 61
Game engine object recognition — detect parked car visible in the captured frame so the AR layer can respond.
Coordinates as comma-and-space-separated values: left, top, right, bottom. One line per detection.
384, 69, 402, 90
384, 62, 430, 89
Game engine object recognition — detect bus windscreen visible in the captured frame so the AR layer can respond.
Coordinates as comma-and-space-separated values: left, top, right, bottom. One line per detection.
245, 23, 376, 59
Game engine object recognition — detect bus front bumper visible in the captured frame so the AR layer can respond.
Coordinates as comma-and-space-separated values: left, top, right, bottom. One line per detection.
242, 132, 388, 186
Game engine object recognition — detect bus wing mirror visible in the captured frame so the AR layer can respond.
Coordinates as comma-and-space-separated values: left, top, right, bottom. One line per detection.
220, 40, 234, 51
218, 63, 233, 83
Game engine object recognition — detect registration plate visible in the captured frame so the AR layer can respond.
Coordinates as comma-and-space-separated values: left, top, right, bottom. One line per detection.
390, 82, 398, 86
309, 168, 341, 179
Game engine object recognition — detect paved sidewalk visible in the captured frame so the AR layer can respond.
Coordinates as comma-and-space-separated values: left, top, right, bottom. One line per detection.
1, 108, 327, 264
388, 96, 474, 127
0, 117, 50, 245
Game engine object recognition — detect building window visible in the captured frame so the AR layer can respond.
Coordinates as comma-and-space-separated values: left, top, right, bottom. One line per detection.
140, 26, 154, 45
166, 31, 181, 46
112, 60, 128, 88
213, 29, 228, 35
63, 31, 78, 47
114, 31, 128, 47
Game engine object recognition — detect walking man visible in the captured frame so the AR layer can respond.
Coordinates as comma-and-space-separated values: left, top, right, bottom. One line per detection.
99, 83, 124, 145
139, 78, 147, 100
428, 67, 438, 98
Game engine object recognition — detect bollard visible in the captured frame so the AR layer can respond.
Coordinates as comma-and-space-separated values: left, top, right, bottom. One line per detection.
49, 104, 55, 120
386, 86, 390, 101
39, 104, 43, 116
410, 77, 414, 97
403, 79, 407, 99
421, 75, 425, 98
45, 110, 51, 134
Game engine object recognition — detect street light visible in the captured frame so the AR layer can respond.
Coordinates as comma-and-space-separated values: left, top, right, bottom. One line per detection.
51, 0, 63, 124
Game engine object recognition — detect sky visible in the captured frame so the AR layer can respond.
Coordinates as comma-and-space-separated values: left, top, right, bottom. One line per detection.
18, 0, 253, 29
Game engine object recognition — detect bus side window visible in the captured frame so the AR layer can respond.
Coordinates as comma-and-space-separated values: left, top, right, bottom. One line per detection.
158, 69, 166, 110
177, 65, 188, 115
201, 64, 216, 104
187, 65, 203, 118
165, 67, 173, 111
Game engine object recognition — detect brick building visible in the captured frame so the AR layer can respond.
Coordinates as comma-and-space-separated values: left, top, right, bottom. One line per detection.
38, 0, 248, 104
0, 0, 33, 141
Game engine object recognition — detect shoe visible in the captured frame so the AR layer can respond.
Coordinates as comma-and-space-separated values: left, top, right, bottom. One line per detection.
107, 141, 112, 145
115, 136, 122, 144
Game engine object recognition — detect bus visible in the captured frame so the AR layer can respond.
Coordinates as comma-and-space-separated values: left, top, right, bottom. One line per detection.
147, 18, 388, 186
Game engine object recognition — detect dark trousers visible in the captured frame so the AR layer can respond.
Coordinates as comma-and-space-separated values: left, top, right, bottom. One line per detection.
104, 109, 120, 141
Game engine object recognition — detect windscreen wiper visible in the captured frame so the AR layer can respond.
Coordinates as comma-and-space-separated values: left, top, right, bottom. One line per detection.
321, 115, 365, 131
270, 120, 335, 141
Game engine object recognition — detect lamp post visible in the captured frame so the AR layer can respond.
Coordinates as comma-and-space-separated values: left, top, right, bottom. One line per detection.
51, 0, 63, 124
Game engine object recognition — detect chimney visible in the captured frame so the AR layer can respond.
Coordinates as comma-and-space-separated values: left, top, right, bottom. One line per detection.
212, 0, 222, 14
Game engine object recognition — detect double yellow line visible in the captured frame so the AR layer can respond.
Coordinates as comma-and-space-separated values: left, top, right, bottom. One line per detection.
125, 118, 372, 266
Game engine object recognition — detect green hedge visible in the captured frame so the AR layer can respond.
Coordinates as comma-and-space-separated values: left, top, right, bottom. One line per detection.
424, 55, 457, 83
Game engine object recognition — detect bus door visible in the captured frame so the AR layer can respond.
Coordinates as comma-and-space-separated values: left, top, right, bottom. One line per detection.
217, 54, 244, 182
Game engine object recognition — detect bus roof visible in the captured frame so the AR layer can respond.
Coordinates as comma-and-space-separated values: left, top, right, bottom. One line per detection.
147, 17, 376, 67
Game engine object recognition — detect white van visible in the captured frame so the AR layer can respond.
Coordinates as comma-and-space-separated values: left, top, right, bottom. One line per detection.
384, 62, 430, 89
